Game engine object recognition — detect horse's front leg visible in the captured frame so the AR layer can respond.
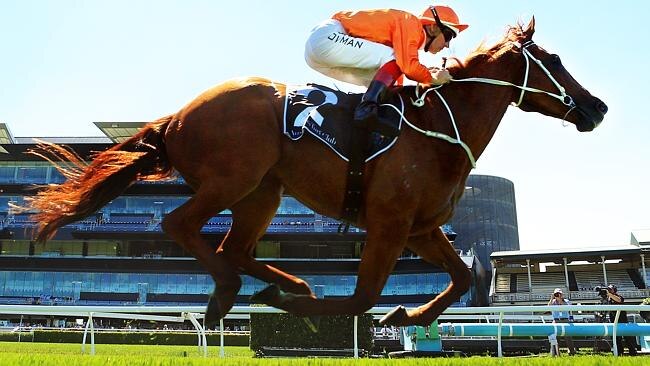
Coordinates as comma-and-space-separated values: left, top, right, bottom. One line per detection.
252, 223, 409, 317
380, 227, 471, 326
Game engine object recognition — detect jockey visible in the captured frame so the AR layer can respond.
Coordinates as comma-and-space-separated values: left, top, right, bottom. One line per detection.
305, 5, 468, 138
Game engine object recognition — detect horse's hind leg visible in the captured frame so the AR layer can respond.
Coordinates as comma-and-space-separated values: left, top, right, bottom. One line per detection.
161, 183, 256, 321
252, 225, 408, 317
221, 177, 314, 296
381, 227, 471, 326
194, 177, 314, 327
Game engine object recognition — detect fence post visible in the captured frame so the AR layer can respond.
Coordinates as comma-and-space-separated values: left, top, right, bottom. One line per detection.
353, 315, 359, 358
220, 318, 225, 358
612, 310, 620, 356
497, 311, 504, 357
90, 312, 96, 355
82, 313, 91, 354
185, 312, 208, 357
18, 315, 23, 343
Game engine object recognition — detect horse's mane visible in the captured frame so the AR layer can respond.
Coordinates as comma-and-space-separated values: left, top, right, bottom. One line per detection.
453, 23, 527, 72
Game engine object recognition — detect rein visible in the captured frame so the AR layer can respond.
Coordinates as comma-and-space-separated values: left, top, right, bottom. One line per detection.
401, 40, 577, 169
451, 41, 576, 110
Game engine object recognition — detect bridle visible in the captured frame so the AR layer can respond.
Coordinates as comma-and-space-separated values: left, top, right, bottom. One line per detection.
393, 39, 579, 169
450, 40, 577, 118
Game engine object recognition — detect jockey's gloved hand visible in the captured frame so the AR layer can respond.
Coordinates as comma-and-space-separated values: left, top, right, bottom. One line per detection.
428, 68, 452, 85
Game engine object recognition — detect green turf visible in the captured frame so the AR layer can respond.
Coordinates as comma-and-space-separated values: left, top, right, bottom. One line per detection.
0, 341, 640, 365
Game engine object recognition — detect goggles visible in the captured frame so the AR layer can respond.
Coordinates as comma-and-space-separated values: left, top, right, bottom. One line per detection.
430, 6, 458, 43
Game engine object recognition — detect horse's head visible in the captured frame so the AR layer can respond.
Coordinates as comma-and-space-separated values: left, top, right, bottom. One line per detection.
511, 18, 607, 131
460, 18, 607, 132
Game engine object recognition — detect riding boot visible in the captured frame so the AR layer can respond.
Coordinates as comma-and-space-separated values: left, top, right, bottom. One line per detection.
353, 61, 402, 138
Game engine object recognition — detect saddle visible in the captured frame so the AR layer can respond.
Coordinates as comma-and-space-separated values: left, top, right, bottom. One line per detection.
283, 84, 404, 224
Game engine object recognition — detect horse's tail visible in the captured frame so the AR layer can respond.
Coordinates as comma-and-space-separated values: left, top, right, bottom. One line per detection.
26, 115, 174, 243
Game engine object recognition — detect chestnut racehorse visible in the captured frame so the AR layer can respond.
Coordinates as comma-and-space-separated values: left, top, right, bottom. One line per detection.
27, 19, 606, 326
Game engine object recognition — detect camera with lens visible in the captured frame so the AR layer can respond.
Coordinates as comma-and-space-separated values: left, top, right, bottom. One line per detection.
594, 286, 608, 298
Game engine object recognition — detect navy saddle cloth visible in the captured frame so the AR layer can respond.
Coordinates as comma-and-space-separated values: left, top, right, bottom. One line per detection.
283, 84, 404, 162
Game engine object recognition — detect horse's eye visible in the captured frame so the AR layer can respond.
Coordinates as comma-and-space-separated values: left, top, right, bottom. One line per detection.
551, 54, 562, 65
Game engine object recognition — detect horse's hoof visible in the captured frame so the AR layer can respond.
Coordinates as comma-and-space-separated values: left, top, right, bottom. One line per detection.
250, 284, 281, 305
379, 305, 409, 326
302, 316, 321, 333
204, 294, 221, 328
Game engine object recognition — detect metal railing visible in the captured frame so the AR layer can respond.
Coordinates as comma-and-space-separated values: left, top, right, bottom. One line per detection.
1, 304, 649, 358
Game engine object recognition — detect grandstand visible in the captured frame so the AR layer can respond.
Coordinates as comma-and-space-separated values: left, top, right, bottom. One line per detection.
0, 122, 512, 326
490, 244, 650, 306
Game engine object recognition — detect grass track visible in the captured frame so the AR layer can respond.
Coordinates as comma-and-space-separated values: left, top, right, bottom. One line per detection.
0, 342, 640, 365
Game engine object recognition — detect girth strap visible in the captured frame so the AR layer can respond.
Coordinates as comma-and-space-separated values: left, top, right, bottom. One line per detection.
339, 124, 369, 230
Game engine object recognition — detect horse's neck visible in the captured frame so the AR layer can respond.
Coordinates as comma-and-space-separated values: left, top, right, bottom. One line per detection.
446, 56, 521, 161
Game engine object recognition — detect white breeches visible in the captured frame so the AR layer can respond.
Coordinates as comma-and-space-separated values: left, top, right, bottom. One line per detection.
304, 19, 396, 87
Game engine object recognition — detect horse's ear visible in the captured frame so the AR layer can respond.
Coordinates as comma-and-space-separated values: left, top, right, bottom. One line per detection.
523, 16, 536, 40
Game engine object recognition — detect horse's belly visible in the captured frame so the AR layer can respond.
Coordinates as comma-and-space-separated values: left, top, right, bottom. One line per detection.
272, 138, 348, 220
410, 186, 464, 236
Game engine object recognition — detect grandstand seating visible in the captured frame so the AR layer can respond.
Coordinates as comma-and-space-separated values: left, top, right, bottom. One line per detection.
515, 273, 530, 292
574, 271, 606, 291
605, 270, 637, 289
0, 269, 471, 307
495, 274, 510, 293
492, 265, 648, 306
573, 270, 636, 291
530, 272, 566, 294
108, 213, 154, 224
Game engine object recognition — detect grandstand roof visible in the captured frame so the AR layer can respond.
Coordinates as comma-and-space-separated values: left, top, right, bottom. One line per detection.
491, 245, 641, 263
631, 229, 650, 246
0, 121, 144, 161
0, 121, 142, 151
94, 122, 145, 143
13, 136, 112, 144
0, 123, 15, 153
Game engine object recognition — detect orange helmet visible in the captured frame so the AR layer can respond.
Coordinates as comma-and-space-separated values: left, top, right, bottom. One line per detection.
419, 5, 468, 35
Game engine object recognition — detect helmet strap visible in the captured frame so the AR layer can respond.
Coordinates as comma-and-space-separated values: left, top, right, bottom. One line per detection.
423, 25, 437, 52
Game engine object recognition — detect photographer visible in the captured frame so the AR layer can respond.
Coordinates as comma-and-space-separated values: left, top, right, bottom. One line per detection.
548, 288, 577, 355
600, 284, 638, 356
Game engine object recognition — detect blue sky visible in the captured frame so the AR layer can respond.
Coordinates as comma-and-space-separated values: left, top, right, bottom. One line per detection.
1, 1, 648, 250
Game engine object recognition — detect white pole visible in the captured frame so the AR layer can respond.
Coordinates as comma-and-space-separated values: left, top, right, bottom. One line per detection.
490, 260, 497, 297
89, 313, 95, 355
497, 311, 503, 357
82, 314, 89, 353
641, 254, 647, 289
612, 310, 620, 356
195, 316, 202, 353
563, 257, 570, 295
526, 259, 532, 295
18, 315, 23, 343
185, 312, 208, 357
220, 318, 225, 358
353, 315, 359, 359
199, 318, 208, 357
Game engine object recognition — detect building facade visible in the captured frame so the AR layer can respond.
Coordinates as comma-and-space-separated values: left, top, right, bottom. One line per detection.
449, 174, 520, 270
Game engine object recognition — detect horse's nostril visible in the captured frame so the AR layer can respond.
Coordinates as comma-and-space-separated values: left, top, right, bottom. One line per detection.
596, 101, 608, 114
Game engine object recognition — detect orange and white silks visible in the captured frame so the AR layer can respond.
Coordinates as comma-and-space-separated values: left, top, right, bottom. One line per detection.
304, 9, 433, 87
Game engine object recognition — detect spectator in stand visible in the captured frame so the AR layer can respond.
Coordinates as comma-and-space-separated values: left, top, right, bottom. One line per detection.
548, 288, 577, 356
604, 284, 639, 356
